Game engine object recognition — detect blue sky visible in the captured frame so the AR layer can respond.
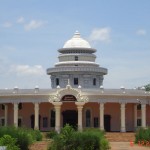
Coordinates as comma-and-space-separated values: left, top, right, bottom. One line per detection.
0, 0, 150, 89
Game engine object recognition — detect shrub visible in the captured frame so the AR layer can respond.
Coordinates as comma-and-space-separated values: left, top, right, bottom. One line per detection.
49, 125, 110, 150
47, 130, 58, 139
34, 130, 43, 141
0, 126, 42, 150
100, 138, 110, 150
135, 127, 150, 145
0, 135, 20, 150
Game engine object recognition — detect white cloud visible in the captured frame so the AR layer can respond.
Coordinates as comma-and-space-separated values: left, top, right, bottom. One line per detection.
89, 27, 111, 42
136, 29, 146, 36
17, 17, 25, 24
24, 20, 46, 31
2, 22, 12, 28
10, 65, 45, 76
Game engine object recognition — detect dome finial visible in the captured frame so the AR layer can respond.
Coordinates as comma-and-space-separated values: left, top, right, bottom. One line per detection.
74, 30, 80, 38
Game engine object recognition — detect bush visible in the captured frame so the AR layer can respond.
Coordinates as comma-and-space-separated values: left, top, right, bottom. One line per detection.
100, 138, 110, 150
0, 135, 20, 150
135, 127, 150, 145
48, 125, 110, 150
34, 130, 43, 141
0, 126, 42, 150
47, 130, 58, 139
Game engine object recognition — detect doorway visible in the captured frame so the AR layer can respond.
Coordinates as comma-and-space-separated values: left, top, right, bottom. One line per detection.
104, 115, 111, 132
62, 110, 78, 128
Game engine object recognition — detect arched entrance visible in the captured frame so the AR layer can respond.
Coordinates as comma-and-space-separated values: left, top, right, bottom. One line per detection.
61, 95, 78, 128
62, 110, 78, 128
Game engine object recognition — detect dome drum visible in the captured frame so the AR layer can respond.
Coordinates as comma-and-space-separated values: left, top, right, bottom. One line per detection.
58, 55, 96, 62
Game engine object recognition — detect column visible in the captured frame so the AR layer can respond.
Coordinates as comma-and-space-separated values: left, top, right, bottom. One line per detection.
100, 103, 104, 130
134, 104, 137, 130
53, 102, 62, 133
75, 102, 85, 131
4, 104, 8, 126
141, 104, 146, 128
14, 103, 18, 127
34, 103, 39, 130
120, 103, 126, 132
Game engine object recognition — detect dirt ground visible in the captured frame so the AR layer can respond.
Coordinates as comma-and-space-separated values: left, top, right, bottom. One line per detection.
110, 142, 150, 150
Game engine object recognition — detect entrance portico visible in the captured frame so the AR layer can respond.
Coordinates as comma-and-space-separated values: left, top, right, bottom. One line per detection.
0, 88, 149, 132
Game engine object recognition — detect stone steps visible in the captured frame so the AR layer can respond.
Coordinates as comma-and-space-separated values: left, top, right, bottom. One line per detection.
105, 132, 135, 142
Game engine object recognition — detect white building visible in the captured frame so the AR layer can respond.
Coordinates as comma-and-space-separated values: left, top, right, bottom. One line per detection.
0, 31, 150, 133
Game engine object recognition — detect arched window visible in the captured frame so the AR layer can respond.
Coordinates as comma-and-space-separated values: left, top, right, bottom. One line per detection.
86, 109, 91, 127
74, 78, 78, 85
18, 103, 22, 110
50, 110, 55, 127
137, 104, 141, 110
75, 56, 78, 61
93, 78, 96, 86
56, 78, 59, 86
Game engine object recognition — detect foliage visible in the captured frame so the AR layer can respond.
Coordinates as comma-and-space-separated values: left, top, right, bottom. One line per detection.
48, 125, 110, 150
46, 130, 58, 139
0, 126, 42, 150
100, 138, 110, 150
145, 84, 150, 91
0, 135, 20, 150
135, 127, 150, 145
34, 130, 42, 141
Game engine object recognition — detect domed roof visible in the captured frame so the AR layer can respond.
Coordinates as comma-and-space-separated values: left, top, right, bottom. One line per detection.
63, 31, 91, 48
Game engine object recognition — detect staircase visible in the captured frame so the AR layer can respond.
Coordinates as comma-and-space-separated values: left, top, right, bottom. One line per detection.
105, 132, 135, 142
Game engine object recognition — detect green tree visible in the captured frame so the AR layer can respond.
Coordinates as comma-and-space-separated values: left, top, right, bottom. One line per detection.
145, 84, 150, 91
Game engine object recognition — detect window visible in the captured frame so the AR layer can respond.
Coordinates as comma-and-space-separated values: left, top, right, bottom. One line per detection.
43, 117, 48, 128
86, 110, 91, 127
50, 110, 55, 127
137, 118, 141, 126
93, 78, 96, 86
18, 118, 22, 127
74, 78, 78, 85
1, 118, 5, 126
75, 56, 78, 61
56, 78, 59, 86
18, 103, 22, 110
94, 117, 98, 127
137, 104, 141, 110
1, 104, 5, 110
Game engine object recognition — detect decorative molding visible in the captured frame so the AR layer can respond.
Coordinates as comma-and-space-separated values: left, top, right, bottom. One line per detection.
47, 66, 107, 74
49, 84, 89, 103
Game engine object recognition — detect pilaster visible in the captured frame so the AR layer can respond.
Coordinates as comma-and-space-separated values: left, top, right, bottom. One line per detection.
100, 103, 104, 130
34, 103, 39, 130
75, 102, 85, 131
53, 102, 62, 133
141, 104, 146, 128
4, 104, 8, 126
120, 103, 126, 132
14, 103, 18, 127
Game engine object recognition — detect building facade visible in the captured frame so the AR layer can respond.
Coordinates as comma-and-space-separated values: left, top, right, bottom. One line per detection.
0, 31, 150, 132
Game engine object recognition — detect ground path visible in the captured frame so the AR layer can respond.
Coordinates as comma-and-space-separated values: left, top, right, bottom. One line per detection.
110, 142, 150, 150
106, 132, 150, 150
29, 141, 50, 150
